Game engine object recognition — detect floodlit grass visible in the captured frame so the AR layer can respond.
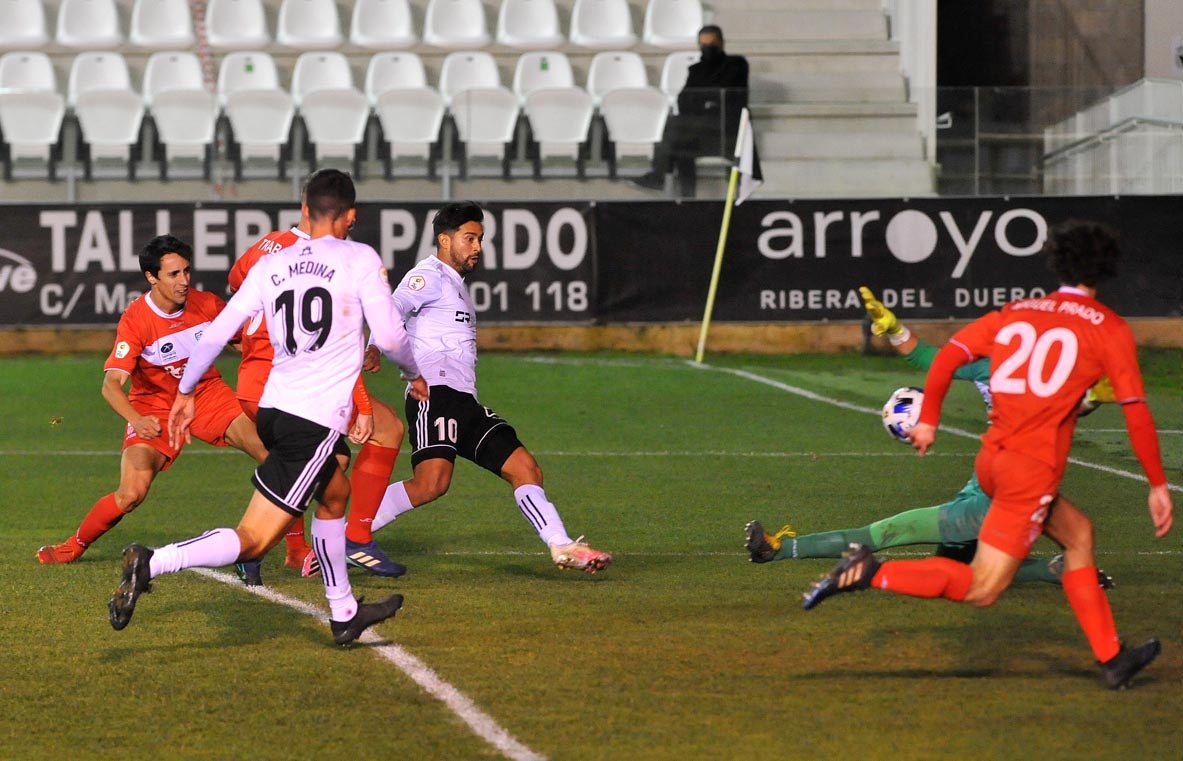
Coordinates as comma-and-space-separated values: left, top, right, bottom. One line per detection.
2, 349, 1181, 760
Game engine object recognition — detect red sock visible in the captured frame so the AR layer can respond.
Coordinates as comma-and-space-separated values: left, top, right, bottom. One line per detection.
1062, 566, 1120, 662
346, 443, 399, 545
284, 516, 309, 553
76, 493, 126, 547
870, 557, 973, 601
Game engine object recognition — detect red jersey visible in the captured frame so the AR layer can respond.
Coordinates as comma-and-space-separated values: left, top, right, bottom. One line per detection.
104, 289, 227, 408
922, 288, 1147, 474
228, 226, 308, 404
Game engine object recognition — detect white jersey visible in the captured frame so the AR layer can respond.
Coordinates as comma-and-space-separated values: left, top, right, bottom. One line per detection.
393, 255, 478, 396
181, 236, 418, 434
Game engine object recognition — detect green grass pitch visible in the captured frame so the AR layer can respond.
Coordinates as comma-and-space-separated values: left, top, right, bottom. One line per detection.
2, 348, 1181, 760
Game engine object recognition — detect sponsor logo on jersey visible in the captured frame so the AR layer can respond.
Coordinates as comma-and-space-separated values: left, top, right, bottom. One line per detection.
454, 311, 471, 323
161, 342, 174, 355
115, 341, 130, 359
408, 275, 426, 291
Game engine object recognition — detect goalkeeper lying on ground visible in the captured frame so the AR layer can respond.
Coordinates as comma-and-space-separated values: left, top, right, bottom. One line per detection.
745, 286, 1115, 587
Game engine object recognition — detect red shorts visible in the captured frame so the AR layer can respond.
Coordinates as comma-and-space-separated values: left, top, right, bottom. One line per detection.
974, 444, 1060, 559
124, 379, 244, 470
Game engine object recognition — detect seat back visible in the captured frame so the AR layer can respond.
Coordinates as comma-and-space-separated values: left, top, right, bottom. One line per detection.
439, 51, 501, 105
217, 51, 281, 106
205, 0, 271, 50
586, 51, 648, 105
524, 87, 593, 156
68, 52, 133, 107
600, 86, 669, 157
423, 0, 491, 49
276, 0, 343, 49
143, 51, 206, 105
129, 0, 196, 49
0, 51, 58, 93
659, 50, 699, 107
56, 0, 123, 49
496, 0, 564, 49
75, 89, 145, 156
291, 51, 354, 106
642, 0, 702, 48
450, 86, 520, 153
0, 91, 66, 157
151, 88, 217, 148
350, 0, 417, 49
301, 88, 370, 157
225, 88, 294, 157
0, 0, 50, 49
569, 0, 637, 49
374, 87, 445, 149
365, 52, 427, 103
512, 51, 575, 104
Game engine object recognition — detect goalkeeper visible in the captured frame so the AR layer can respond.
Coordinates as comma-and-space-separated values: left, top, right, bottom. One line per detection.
745, 286, 1115, 586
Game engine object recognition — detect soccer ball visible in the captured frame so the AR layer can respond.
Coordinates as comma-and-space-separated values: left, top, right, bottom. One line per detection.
882, 386, 924, 443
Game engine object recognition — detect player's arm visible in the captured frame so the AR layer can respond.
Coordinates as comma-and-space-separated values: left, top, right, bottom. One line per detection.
169, 300, 252, 448
911, 312, 998, 454
1120, 400, 1173, 537
100, 369, 162, 440
861, 286, 988, 382
362, 260, 427, 400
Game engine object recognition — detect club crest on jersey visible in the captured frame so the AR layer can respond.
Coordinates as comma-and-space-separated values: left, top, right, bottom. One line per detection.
408, 275, 426, 291
114, 341, 130, 359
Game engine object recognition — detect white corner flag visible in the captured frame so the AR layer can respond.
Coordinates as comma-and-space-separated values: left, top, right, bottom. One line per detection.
734, 107, 762, 205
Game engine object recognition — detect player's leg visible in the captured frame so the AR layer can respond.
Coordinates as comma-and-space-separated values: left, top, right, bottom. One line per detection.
38, 442, 166, 564
344, 398, 405, 575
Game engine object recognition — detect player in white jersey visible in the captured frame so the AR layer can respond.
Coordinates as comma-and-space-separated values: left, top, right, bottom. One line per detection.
366, 201, 612, 573
108, 170, 429, 644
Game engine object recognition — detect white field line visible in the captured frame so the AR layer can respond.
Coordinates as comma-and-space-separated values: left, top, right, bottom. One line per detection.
0, 448, 973, 458
191, 568, 546, 761
692, 361, 1183, 495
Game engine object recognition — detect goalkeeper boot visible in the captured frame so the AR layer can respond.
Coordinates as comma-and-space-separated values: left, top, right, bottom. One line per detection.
330, 594, 404, 646
36, 538, 86, 564
234, 559, 263, 587
345, 539, 407, 577
803, 543, 880, 611
109, 543, 153, 630
744, 520, 796, 563
550, 537, 612, 573
1099, 639, 1161, 690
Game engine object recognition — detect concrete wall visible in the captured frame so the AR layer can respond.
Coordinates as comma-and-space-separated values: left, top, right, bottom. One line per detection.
1145, 0, 1183, 79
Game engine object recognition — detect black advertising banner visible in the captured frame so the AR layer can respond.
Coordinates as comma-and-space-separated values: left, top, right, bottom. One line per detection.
595, 195, 1183, 322
0, 196, 1180, 327
0, 202, 597, 326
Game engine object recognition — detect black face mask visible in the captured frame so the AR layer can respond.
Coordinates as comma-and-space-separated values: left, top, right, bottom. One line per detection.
700, 44, 724, 63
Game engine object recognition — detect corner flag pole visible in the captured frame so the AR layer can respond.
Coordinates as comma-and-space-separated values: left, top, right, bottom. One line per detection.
694, 110, 749, 364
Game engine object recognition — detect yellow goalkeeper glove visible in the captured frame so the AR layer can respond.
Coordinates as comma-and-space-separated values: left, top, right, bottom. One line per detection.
1078, 377, 1115, 417
859, 286, 903, 336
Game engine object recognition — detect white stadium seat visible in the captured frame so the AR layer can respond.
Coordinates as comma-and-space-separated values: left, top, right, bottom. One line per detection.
423, 0, 491, 49
142, 51, 206, 106
0, 50, 57, 93
642, 0, 703, 49
67, 51, 134, 107
438, 51, 502, 106
450, 86, 520, 177
365, 52, 428, 104
599, 86, 669, 171
205, 0, 271, 50
350, 0, 417, 50
496, 0, 564, 50
512, 51, 576, 105
129, 0, 196, 50
373, 86, 445, 176
524, 86, 593, 175
0, 0, 50, 50
569, 0, 637, 49
290, 51, 356, 107
224, 88, 295, 179
586, 51, 649, 106
300, 88, 370, 173
659, 50, 699, 110
149, 88, 217, 178
56, 0, 123, 49
276, 0, 343, 50
217, 51, 283, 107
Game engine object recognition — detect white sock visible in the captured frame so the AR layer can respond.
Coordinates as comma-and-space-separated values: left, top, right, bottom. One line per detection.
372, 481, 416, 533
514, 484, 572, 546
312, 516, 357, 622
149, 528, 241, 578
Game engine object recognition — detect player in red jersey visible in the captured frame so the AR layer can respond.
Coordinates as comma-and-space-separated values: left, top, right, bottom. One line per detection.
36, 235, 267, 564
230, 200, 409, 582
801, 221, 1173, 690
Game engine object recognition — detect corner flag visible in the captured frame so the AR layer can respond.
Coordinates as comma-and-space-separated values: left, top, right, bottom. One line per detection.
694, 107, 762, 362
735, 108, 762, 205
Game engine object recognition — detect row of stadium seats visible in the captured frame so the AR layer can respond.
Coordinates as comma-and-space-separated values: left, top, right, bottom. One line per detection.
0, 47, 730, 181
0, 0, 705, 52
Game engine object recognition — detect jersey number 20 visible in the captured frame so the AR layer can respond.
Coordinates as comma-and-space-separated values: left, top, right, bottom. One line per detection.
991, 321, 1078, 397
274, 287, 333, 355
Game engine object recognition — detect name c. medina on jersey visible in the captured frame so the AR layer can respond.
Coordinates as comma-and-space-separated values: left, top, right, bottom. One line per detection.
270, 259, 337, 286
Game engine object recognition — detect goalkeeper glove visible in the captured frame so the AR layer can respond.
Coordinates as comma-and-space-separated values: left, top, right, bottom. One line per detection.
859, 286, 903, 336
1078, 377, 1116, 418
